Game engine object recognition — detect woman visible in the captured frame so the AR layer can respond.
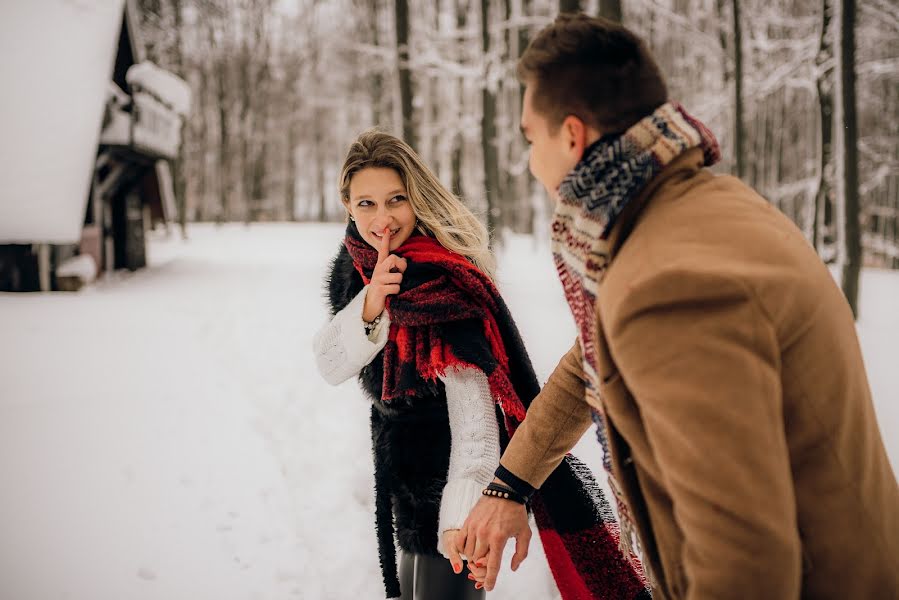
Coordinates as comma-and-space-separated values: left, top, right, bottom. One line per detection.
312, 130, 649, 600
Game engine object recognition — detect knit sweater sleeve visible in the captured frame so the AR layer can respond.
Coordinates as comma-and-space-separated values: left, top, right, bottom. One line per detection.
435, 366, 501, 558
312, 286, 390, 386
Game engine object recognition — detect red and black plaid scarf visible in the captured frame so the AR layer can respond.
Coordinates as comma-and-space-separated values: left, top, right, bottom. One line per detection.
345, 224, 650, 599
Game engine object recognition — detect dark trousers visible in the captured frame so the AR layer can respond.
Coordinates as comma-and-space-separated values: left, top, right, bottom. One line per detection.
398, 552, 486, 600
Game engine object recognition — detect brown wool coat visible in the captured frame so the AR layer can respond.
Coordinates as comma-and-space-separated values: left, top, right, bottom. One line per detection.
501, 148, 899, 599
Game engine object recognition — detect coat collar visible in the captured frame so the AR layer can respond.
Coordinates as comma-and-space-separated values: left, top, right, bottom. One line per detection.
604, 146, 707, 261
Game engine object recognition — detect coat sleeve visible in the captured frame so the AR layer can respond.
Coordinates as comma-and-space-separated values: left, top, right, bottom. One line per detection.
435, 366, 501, 557
497, 340, 594, 490
312, 286, 390, 385
606, 268, 801, 599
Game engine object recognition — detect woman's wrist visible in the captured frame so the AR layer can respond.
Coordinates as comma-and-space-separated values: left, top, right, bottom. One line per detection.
362, 289, 384, 323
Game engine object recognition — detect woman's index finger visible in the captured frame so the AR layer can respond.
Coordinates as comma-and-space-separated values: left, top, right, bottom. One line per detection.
377, 227, 391, 263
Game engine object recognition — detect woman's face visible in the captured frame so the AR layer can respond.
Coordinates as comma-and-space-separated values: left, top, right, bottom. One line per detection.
346, 167, 417, 251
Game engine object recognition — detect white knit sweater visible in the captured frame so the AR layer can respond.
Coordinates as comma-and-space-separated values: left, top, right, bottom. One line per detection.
312, 286, 500, 558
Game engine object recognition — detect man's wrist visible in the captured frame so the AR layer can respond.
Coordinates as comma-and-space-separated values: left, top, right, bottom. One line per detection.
494, 464, 536, 502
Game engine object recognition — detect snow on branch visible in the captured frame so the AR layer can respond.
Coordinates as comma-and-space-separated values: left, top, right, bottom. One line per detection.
745, 45, 818, 98
127, 61, 191, 115
861, 0, 899, 32
764, 176, 819, 205
629, 0, 723, 56
857, 57, 899, 78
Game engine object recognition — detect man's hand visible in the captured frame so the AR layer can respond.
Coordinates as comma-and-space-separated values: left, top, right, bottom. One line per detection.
362, 227, 407, 322
455, 488, 531, 592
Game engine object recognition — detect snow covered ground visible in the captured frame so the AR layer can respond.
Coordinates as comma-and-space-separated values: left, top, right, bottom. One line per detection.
1, 222, 896, 600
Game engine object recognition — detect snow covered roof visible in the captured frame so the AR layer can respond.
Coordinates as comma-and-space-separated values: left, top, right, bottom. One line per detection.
0, 0, 126, 244
126, 62, 191, 115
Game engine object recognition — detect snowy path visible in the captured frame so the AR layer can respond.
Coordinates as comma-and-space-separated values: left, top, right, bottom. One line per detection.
1, 223, 896, 600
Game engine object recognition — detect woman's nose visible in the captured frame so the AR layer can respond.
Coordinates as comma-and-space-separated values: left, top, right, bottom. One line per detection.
372, 208, 392, 227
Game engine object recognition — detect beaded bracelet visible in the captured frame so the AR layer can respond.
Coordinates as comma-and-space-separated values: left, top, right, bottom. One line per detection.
363, 314, 382, 335
481, 482, 526, 505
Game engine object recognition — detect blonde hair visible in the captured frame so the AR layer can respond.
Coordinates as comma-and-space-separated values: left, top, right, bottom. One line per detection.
339, 129, 496, 280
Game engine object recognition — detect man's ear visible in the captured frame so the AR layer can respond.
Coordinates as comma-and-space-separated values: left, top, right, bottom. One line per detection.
562, 115, 589, 160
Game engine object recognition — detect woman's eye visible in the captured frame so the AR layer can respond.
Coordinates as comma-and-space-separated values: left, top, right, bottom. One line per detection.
357, 200, 373, 207
390, 195, 407, 203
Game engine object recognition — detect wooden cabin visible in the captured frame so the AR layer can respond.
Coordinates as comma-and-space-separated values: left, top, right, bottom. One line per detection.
0, 0, 190, 291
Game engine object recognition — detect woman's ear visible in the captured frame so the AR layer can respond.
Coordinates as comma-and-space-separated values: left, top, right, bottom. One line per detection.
342, 199, 355, 222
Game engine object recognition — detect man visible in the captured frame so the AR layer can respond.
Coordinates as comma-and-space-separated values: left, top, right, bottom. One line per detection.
450, 13, 899, 599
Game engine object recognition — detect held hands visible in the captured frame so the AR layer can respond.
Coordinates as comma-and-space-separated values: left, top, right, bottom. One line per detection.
362, 227, 408, 323
448, 489, 532, 592
442, 530, 489, 591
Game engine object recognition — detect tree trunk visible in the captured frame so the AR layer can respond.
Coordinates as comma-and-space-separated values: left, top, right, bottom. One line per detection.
450, 0, 468, 197
731, 0, 745, 180
395, 0, 415, 148
814, 0, 835, 254
500, 0, 516, 227
835, 0, 861, 318
520, 0, 534, 234
171, 0, 188, 237
239, 23, 254, 225
370, 0, 384, 125
481, 0, 501, 242
316, 109, 327, 222
216, 40, 230, 223
598, 0, 622, 21
284, 98, 299, 220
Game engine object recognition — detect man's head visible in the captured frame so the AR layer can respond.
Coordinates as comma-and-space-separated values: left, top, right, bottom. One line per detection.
518, 13, 668, 193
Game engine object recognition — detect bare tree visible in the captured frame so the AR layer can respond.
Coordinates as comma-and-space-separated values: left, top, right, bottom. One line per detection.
814, 0, 835, 253
450, 0, 469, 198
395, 0, 416, 147
598, 0, 621, 22
731, 0, 746, 179
171, 0, 188, 237
834, 0, 861, 318
369, 0, 386, 125
481, 0, 501, 240
559, 0, 581, 13
213, 12, 232, 223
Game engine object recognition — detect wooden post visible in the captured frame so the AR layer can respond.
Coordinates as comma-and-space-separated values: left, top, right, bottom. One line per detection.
37, 244, 50, 292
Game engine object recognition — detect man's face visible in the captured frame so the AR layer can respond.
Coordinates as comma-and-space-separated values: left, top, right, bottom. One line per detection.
520, 84, 583, 197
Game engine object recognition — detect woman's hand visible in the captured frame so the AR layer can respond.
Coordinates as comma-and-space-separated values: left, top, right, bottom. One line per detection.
467, 555, 488, 590
443, 529, 488, 590
442, 530, 472, 579
363, 227, 407, 322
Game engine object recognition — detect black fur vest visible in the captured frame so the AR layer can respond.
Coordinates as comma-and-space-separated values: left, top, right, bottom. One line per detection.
326, 242, 499, 557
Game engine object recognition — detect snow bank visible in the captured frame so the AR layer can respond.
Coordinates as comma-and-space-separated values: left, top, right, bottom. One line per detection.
56, 254, 98, 282
0, 223, 894, 600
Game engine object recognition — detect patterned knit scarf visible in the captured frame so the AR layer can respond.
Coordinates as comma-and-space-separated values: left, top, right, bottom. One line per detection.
551, 102, 720, 568
345, 223, 651, 599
